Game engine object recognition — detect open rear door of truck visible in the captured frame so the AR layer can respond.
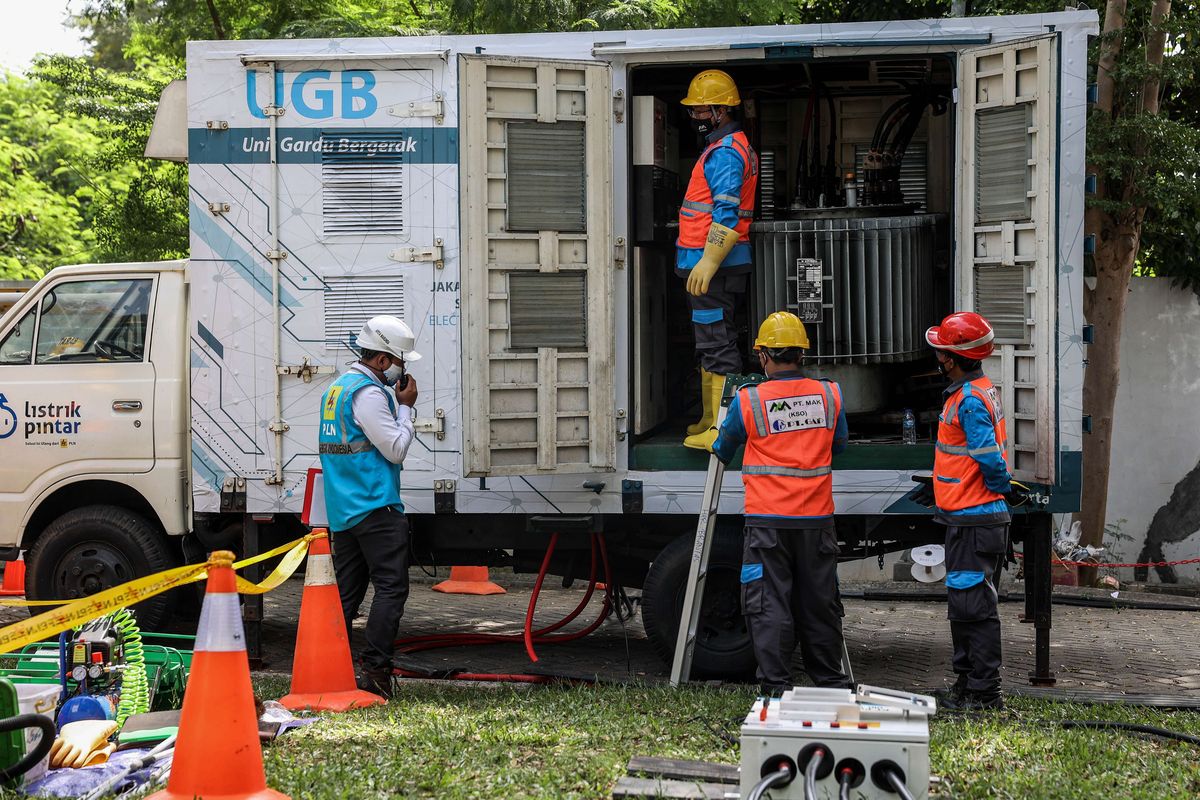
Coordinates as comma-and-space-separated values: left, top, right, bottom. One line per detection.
460, 56, 615, 476
956, 35, 1057, 483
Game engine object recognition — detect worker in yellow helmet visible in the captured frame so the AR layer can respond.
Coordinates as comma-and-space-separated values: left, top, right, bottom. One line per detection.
677, 69, 759, 451
712, 312, 851, 695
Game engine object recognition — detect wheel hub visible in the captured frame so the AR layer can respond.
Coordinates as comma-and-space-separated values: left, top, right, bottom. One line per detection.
55, 544, 134, 599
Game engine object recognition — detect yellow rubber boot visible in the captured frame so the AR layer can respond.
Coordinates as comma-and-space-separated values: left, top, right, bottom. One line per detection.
686, 369, 714, 436
683, 373, 727, 451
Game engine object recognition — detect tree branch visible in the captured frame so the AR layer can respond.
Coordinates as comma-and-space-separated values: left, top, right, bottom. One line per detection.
1142, 0, 1171, 116
1095, 0, 1127, 117
204, 0, 228, 40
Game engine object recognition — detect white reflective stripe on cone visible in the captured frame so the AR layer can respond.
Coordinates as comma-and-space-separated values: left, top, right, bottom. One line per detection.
194, 593, 246, 652
304, 553, 336, 587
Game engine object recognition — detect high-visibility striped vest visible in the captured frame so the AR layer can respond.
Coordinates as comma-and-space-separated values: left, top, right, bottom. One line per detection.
933, 376, 1009, 512
737, 377, 842, 519
676, 130, 758, 250
318, 371, 402, 531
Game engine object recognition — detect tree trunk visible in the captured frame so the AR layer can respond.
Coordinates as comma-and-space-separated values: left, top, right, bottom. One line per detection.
1078, 211, 1140, 586
1075, 0, 1170, 587
204, 0, 228, 39
1142, 0, 1172, 116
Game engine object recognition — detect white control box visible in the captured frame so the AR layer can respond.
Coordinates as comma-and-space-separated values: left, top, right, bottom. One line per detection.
739, 686, 936, 799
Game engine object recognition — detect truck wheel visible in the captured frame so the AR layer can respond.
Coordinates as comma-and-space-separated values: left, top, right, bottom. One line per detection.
641, 529, 756, 680
26, 506, 179, 631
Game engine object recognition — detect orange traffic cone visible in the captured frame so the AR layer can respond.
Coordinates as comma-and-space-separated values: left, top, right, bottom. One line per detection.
279, 532, 386, 712
432, 566, 506, 595
148, 551, 289, 800
0, 554, 24, 596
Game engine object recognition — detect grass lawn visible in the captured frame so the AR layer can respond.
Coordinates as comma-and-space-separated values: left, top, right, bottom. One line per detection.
248, 676, 1200, 799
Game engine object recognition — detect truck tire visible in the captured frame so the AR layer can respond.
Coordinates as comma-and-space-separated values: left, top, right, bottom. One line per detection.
641, 529, 756, 680
26, 506, 178, 631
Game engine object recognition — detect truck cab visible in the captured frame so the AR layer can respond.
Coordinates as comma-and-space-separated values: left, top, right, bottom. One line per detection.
0, 262, 189, 627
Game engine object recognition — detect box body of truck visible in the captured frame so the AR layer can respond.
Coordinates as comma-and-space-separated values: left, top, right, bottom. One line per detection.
183, 12, 1093, 522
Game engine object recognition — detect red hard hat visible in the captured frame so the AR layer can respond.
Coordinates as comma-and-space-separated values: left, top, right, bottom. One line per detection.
925, 311, 995, 360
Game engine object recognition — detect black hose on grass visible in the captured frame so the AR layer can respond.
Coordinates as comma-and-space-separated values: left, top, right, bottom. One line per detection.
1057, 720, 1200, 745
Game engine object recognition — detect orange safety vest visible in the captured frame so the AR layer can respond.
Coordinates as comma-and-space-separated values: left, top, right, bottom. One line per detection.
933, 376, 1010, 511
677, 130, 758, 250
738, 378, 841, 519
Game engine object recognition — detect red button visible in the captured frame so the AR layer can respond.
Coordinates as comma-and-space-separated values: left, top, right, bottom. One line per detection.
858, 723, 868, 729
831, 722, 840, 728
802, 721, 812, 728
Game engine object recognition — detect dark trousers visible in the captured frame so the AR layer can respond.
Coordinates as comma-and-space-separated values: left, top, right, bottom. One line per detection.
684, 270, 747, 374
331, 506, 411, 672
741, 525, 851, 693
944, 523, 1008, 693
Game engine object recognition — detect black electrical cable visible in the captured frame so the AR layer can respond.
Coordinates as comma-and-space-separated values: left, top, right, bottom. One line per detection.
747, 767, 794, 800
838, 768, 853, 800
885, 768, 917, 800
0, 713, 56, 781
1058, 720, 1200, 745
804, 748, 826, 800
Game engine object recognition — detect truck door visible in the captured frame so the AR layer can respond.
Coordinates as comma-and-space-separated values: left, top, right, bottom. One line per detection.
0, 276, 157, 503
956, 35, 1057, 483
459, 55, 615, 476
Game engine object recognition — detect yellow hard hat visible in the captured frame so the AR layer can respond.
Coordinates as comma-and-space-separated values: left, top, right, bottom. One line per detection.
681, 69, 740, 107
754, 311, 810, 350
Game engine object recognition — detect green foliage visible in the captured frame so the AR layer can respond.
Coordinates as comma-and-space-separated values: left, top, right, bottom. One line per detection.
0, 74, 100, 278
1087, 1, 1200, 288
29, 55, 188, 267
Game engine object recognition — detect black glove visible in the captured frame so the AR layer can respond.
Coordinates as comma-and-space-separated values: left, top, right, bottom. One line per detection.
907, 477, 935, 508
1004, 481, 1031, 507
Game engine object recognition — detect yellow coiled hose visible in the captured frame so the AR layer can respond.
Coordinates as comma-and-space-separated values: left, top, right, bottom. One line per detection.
113, 608, 149, 726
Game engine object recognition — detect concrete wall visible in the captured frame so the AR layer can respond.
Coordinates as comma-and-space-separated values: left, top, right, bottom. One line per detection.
1103, 278, 1200, 584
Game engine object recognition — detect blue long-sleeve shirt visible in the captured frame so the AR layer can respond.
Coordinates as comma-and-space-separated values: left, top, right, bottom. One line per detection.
676, 122, 752, 271
936, 372, 1013, 522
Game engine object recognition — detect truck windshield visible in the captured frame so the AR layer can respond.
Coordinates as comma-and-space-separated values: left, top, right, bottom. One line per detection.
35, 279, 152, 364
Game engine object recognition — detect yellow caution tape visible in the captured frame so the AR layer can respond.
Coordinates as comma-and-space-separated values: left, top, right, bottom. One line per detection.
0, 531, 327, 653
0, 562, 210, 654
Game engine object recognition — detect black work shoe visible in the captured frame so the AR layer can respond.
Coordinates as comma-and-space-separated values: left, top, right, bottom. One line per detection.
932, 674, 969, 703
357, 667, 394, 700
942, 688, 1003, 711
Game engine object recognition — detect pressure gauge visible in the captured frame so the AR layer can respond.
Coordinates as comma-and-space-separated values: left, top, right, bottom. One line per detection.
71, 665, 88, 683
87, 663, 105, 681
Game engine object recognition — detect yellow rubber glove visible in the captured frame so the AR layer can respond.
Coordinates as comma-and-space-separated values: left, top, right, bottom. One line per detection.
686, 222, 739, 297
49, 720, 117, 769
81, 742, 117, 767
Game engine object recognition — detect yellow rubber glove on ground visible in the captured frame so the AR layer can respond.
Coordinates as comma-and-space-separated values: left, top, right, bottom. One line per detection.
49, 720, 117, 769
686, 222, 739, 296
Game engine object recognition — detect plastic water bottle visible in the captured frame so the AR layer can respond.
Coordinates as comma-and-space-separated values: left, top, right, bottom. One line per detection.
902, 409, 917, 445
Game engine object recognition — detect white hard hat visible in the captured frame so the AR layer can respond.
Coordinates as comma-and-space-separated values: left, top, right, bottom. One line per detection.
355, 315, 422, 362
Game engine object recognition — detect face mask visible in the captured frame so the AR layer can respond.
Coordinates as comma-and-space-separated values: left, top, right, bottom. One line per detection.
689, 107, 722, 138
383, 362, 404, 386
690, 117, 713, 137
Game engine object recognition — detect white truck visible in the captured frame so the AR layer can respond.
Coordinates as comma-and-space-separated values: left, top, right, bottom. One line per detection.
0, 10, 1096, 678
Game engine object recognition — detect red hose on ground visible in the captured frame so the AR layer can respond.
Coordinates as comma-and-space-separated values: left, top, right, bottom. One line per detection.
524, 531, 559, 662
397, 535, 600, 647
393, 532, 615, 658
